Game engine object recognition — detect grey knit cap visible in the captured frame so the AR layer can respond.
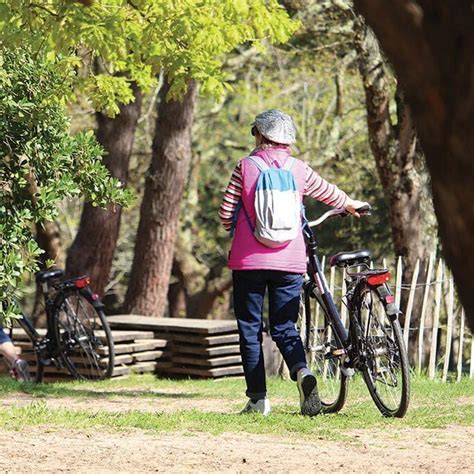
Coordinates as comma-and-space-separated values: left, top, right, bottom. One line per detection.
252, 109, 296, 145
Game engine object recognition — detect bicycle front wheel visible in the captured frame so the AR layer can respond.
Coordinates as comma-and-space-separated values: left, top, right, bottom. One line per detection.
299, 289, 348, 413
358, 288, 410, 417
54, 291, 115, 380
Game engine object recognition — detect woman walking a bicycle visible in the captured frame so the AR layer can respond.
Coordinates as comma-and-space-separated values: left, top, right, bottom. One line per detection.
219, 109, 368, 416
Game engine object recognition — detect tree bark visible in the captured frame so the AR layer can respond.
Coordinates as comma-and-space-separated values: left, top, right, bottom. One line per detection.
31, 220, 64, 326
168, 257, 188, 318
166, 150, 232, 320
124, 79, 198, 317
353, 1, 474, 331
354, 21, 437, 361
187, 266, 232, 319
66, 85, 142, 296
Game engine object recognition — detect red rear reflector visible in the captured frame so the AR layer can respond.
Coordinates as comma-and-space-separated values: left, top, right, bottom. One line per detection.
367, 272, 391, 286
385, 295, 395, 304
74, 277, 91, 288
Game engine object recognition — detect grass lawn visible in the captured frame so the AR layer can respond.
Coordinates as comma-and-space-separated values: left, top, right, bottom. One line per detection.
0, 374, 472, 441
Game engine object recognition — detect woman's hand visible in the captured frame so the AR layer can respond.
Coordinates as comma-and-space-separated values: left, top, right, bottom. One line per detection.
345, 198, 370, 218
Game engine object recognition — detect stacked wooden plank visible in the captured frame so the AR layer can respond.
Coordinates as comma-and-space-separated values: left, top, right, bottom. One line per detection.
1, 327, 169, 381
107, 315, 243, 379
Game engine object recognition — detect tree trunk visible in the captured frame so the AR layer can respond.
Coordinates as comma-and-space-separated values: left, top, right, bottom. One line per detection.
31, 220, 64, 326
186, 270, 232, 319
168, 258, 188, 318
355, 21, 437, 362
166, 150, 232, 320
353, 1, 474, 332
124, 79, 198, 317
66, 85, 142, 296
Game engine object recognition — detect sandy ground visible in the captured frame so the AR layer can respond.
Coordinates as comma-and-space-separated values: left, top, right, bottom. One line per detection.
0, 425, 473, 473
1, 390, 233, 414
1, 393, 473, 473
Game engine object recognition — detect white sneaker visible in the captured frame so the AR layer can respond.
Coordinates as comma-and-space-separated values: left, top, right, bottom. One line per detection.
297, 368, 321, 416
240, 398, 271, 416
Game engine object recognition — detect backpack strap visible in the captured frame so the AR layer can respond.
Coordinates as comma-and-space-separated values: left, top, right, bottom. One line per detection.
230, 199, 255, 237
246, 155, 270, 171
247, 155, 296, 172
282, 156, 296, 171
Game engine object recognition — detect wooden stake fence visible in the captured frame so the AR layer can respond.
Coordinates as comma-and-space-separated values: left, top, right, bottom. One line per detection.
418, 252, 435, 372
442, 277, 454, 382
322, 254, 472, 382
403, 259, 419, 349
428, 260, 443, 379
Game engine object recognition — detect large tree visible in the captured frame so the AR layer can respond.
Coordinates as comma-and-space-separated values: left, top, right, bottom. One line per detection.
354, 0, 474, 331
1, 0, 298, 301
123, 3, 299, 317
66, 84, 142, 294
124, 79, 197, 316
354, 21, 438, 362
354, 20, 436, 310
0, 48, 130, 323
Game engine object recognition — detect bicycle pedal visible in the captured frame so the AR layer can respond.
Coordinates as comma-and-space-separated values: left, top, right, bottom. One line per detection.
331, 348, 346, 357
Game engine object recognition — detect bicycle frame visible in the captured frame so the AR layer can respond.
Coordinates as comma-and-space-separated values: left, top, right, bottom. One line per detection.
15, 278, 103, 365
303, 221, 349, 347
302, 207, 410, 417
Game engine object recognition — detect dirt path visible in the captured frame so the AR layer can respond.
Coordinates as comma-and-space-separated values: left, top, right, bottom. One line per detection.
1, 391, 233, 414
2, 391, 473, 472
1, 425, 473, 473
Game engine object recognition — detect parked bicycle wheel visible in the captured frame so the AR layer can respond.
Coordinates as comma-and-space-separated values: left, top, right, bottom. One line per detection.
54, 290, 114, 380
358, 288, 410, 417
16, 317, 46, 383
299, 289, 348, 413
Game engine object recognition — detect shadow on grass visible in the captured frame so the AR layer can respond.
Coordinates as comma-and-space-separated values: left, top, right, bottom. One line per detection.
0, 376, 201, 400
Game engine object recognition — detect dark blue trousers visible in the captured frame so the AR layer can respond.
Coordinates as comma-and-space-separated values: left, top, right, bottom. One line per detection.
232, 270, 307, 399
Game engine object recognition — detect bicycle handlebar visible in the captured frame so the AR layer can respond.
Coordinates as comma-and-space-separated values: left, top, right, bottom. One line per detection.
307, 204, 371, 228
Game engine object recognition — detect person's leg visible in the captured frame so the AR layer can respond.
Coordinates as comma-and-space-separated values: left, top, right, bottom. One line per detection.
268, 271, 321, 416
0, 327, 16, 367
267, 271, 306, 380
0, 341, 18, 367
232, 270, 267, 400
0, 327, 31, 381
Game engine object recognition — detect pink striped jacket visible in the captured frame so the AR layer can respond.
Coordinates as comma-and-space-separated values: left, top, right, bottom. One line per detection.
219, 146, 348, 273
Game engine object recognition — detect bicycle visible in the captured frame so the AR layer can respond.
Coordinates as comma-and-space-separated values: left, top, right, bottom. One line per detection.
14, 269, 115, 383
299, 206, 410, 417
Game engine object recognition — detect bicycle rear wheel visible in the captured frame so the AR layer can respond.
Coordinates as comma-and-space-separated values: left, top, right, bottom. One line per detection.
358, 288, 410, 417
54, 290, 115, 380
15, 316, 44, 383
299, 289, 348, 413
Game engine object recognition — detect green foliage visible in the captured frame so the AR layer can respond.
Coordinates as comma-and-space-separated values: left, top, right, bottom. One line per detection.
0, 48, 132, 323
0, 0, 299, 115
190, 44, 392, 275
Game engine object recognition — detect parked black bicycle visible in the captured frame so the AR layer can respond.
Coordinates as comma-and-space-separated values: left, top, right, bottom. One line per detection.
299, 206, 410, 417
15, 269, 114, 383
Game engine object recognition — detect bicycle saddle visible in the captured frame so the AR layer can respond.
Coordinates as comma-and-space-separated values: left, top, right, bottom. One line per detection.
329, 250, 371, 267
36, 269, 64, 283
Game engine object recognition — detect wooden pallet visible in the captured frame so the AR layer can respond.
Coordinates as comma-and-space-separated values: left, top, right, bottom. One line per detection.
10, 328, 155, 343
1, 328, 170, 382
1, 317, 245, 381
108, 315, 238, 335
108, 315, 244, 379
157, 365, 244, 378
